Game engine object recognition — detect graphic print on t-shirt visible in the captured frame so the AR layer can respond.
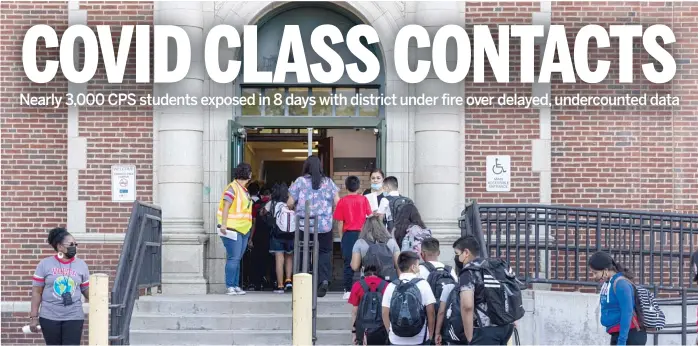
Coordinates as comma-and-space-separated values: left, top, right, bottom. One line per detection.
53, 275, 76, 300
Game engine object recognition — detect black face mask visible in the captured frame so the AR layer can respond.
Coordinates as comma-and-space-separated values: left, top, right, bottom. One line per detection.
454, 255, 464, 272
65, 246, 77, 259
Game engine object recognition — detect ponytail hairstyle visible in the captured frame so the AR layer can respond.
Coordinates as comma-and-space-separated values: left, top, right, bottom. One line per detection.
588, 251, 634, 280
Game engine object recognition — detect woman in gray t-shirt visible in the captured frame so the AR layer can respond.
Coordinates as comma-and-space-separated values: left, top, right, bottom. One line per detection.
30, 228, 90, 345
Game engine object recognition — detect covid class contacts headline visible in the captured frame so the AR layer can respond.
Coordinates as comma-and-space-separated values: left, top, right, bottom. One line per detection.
22, 23, 676, 85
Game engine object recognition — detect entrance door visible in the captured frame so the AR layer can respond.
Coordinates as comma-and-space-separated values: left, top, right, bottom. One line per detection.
318, 136, 334, 177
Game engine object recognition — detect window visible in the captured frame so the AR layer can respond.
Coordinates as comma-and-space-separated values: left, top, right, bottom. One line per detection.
240, 86, 381, 117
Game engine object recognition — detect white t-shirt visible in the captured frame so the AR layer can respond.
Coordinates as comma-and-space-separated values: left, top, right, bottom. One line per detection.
439, 283, 456, 303
381, 273, 437, 345
418, 261, 458, 282
378, 191, 400, 221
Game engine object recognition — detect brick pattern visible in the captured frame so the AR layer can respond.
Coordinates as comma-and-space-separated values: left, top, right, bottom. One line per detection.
464, 2, 541, 204
1, 312, 90, 346
1, 1, 70, 303
1, 2, 153, 344
465, 2, 698, 293
78, 1, 154, 232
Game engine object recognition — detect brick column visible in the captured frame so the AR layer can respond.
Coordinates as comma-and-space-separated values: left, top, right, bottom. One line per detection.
155, 1, 207, 294
413, 1, 466, 261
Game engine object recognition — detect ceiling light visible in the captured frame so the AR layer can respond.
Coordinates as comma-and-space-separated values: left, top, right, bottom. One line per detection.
282, 149, 318, 153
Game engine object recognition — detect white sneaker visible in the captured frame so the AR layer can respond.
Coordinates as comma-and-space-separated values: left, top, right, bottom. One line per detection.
233, 287, 246, 295
226, 287, 238, 295
342, 291, 351, 300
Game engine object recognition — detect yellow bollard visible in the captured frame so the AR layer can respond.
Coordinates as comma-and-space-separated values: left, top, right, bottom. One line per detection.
292, 273, 313, 346
88, 273, 109, 346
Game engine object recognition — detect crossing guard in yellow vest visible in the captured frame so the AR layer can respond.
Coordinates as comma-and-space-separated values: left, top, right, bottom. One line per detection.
217, 179, 253, 235
217, 163, 254, 295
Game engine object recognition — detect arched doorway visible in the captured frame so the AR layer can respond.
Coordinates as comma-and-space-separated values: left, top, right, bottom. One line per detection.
233, 3, 388, 292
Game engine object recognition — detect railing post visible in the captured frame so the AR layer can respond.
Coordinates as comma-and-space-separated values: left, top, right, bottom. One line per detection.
292, 273, 313, 346
89, 273, 109, 346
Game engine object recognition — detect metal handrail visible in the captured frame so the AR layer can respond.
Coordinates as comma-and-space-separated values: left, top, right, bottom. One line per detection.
109, 201, 162, 345
462, 201, 698, 345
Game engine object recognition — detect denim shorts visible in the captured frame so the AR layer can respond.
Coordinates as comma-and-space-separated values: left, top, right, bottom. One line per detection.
269, 235, 294, 254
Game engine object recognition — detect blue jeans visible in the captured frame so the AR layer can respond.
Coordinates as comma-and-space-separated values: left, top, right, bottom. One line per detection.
221, 232, 250, 288
340, 231, 360, 292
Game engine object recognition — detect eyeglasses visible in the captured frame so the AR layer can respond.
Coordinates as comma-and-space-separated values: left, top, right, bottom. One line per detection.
62, 242, 78, 247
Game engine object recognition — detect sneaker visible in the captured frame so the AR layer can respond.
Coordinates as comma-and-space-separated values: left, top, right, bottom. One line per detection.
342, 291, 351, 300
273, 287, 285, 294
284, 280, 293, 292
317, 280, 329, 298
226, 287, 238, 295
233, 287, 246, 295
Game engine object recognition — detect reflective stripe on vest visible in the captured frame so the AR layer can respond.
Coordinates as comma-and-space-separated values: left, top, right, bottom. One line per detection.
216, 181, 253, 234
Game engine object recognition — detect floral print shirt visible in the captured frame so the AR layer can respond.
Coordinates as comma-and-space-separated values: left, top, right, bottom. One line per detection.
289, 175, 339, 233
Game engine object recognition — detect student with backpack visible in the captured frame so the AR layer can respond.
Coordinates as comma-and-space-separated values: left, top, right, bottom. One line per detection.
381, 251, 436, 345
376, 176, 413, 231
262, 183, 296, 293
418, 238, 458, 301
335, 176, 373, 299
351, 216, 400, 283
444, 236, 521, 345
589, 252, 657, 345
393, 204, 432, 259
349, 264, 389, 345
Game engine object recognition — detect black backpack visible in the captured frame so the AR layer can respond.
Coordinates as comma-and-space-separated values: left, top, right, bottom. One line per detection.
466, 258, 525, 326
389, 278, 426, 338
422, 262, 456, 302
442, 287, 466, 344
355, 279, 388, 341
386, 195, 413, 218
363, 241, 398, 281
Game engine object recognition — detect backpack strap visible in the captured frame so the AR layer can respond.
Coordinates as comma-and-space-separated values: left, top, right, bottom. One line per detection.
376, 280, 388, 293
611, 276, 641, 331
444, 265, 453, 274
422, 261, 436, 272
359, 279, 370, 293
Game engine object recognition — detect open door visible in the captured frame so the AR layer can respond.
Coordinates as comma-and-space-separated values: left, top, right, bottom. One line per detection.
375, 119, 386, 172
318, 136, 334, 177
229, 120, 246, 179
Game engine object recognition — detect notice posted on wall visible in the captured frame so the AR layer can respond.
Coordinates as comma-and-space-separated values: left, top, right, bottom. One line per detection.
111, 165, 136, 202
486, 155, 511, 192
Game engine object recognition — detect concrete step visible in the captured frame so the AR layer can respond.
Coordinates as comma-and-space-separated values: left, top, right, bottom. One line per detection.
130, 313, 351, 331
129, 329, 352, 345
134, 293, 349, 315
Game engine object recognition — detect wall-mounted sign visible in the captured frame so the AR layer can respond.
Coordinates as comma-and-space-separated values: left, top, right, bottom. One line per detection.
111, 165, 136, 202
486, 155, 511, 192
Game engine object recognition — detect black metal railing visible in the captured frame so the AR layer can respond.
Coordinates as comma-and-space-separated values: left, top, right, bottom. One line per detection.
460, 201, 698, 345
292, 200, 320, 345
109, 201, 162, 345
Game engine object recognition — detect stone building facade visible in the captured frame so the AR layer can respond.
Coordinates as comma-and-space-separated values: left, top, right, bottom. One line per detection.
2, 1, 696, 343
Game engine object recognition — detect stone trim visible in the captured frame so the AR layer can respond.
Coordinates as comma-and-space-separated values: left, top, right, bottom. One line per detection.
77, 233, 126, 244
1, 301, 89, 313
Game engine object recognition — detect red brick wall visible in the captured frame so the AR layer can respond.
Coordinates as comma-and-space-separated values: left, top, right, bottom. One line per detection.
1, 1, 153, 344
464, 2, 541, 204
464, 2, 698, 292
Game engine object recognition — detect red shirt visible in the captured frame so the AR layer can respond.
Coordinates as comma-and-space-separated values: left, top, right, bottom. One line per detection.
348, 276, 388, 307
333, 194, 372, 232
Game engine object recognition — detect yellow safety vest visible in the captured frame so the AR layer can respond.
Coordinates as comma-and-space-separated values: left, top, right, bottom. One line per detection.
216, 180, 253, 234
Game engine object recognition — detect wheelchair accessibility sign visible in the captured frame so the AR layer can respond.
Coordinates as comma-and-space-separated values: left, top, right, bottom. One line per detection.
486, 155, 511, 192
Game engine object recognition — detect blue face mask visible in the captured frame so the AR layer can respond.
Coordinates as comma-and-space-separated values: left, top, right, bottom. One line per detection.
371, 183, 383, 190
382, 191, 389, 197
